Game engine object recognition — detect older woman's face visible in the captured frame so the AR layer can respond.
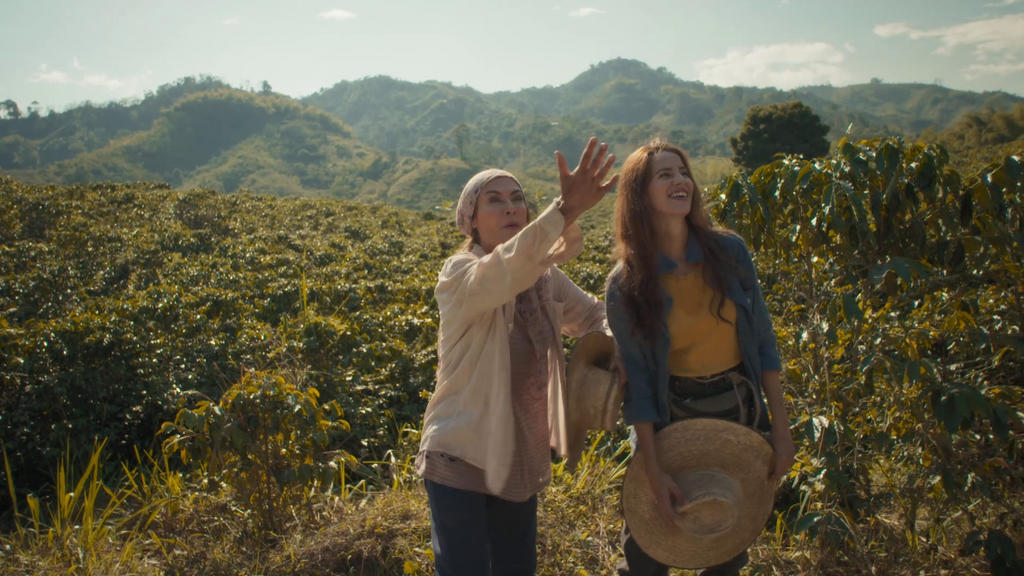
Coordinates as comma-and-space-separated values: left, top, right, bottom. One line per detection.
472, 177, 528, 253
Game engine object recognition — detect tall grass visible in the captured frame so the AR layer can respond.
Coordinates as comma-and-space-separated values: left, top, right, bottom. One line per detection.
2, 441, 173, 575
1, 430, 1006, 575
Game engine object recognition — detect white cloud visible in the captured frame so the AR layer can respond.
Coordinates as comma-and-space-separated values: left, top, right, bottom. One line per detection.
222, 17, 240, 25
30, 65, 72, 84
985, 0, 1021, 5
694, 42, 852, 89
844, 42, 856, 53
873, 22, 914, 38
82, 73, 129, 90
318, 9, 356, 22
568, 7, 604, 17
964, 61, 1024, 79
874, 14, 1024, 80
873, 14, 1024, 57
28, 61, 152, 92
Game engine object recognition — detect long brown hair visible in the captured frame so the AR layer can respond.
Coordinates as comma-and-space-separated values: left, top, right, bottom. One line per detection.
611, 139, 741, 342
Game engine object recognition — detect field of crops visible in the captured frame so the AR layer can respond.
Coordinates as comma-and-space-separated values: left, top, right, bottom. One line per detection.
0, 136, 1021, 574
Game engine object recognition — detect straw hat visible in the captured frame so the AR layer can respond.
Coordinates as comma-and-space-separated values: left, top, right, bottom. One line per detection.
565, 332, 623, 471
622, 418, 775, 569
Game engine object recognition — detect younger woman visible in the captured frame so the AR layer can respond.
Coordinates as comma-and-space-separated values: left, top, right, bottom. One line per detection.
605, 141, 796, 576
417, 138, 619, 576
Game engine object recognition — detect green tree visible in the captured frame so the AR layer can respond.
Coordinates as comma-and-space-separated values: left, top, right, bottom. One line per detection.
0, 100, 21, 119
450, 122, 470, 161
728, 100, 831, 171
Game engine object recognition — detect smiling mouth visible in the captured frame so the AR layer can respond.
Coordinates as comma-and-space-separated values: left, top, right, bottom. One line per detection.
669, 191, 690, 199
503, 223, 522, 229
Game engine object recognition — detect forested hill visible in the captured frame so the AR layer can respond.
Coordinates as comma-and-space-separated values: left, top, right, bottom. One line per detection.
0, 87, 492, 209
1, 58, 1021, 210
304, 58, 1023, 158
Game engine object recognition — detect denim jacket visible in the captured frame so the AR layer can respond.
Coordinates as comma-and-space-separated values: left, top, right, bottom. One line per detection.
605, 232, 781, 431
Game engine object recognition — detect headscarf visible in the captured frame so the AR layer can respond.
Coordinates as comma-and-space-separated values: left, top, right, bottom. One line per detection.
456, 169, 552, 366
455, 169, 523, 237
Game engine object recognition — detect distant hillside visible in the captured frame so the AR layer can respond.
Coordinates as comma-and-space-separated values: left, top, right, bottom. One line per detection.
5, 88, 397, 199
926, 103, 1024, 173
3, 88, 512, 208
0, 76, 231, 168
306, 58, 1023, 159
2, 59, 1021, 210
1, 80, 579, 209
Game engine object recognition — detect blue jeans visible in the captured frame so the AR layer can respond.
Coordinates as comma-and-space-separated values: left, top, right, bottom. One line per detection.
424, 479, 538, 576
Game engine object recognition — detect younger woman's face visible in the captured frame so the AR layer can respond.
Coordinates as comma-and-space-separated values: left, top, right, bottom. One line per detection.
472, 177, 528, 252
645, 151, 694, 218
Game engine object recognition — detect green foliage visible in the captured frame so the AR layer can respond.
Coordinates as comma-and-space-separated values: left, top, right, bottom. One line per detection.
0, 135, 39, 169
924, 104, 1024, 175
2, 441, 173, 575
160, 371, 353, 533
941, 103, 1024, 150
580, 78, 660, 125
0, 177, 458, 498
309, 58, 1021, 162
2, 133, 1023, 573
713, 137, 1023, 558
4, 60, 1020, 214
42, 88, 379, 197
729, 101, 831, 171
960, 529, 1024, 576
0, 76, 230, 168
0, 100, 22, 120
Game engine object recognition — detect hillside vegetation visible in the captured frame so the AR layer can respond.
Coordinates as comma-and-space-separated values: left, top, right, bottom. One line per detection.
306, 59, 1022, 160
3, 59, 1022, 213
925, 103, 1024, 173
1, 131, 1021, 574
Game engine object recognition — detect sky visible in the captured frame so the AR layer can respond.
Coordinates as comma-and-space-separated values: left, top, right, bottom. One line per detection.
2, 0, 1023, 112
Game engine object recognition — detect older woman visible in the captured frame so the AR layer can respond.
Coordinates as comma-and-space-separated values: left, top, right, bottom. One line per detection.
416, 138, 619, 576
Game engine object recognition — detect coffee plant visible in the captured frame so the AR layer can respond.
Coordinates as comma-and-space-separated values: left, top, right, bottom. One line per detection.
160, 370, 353, 534
713, 137, 1022, 570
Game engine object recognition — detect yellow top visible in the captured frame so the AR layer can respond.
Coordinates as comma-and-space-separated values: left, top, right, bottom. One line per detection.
661, 263, 743, 377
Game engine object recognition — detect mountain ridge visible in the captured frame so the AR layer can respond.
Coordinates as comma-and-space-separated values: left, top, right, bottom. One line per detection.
3, 58, 1021, 211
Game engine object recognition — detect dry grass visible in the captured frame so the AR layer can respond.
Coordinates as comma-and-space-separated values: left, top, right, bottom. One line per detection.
1, 434, 1019, 576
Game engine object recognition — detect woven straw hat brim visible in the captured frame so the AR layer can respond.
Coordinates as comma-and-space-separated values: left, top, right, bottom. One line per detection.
565, 332, 622, 470
622, 419, 775, 569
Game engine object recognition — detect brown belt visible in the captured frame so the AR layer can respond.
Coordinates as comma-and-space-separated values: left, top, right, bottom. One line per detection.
667, 365, 762, 429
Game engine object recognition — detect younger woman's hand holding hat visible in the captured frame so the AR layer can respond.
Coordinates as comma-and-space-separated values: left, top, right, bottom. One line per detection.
768, 426, 797, 483
649, 466, 687, 525
635, 422, 686, 525
555, 137, 619, 226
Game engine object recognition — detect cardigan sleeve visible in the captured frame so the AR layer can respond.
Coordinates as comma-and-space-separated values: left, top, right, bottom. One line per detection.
550, 267, 609, 338
436, 202, 580, 326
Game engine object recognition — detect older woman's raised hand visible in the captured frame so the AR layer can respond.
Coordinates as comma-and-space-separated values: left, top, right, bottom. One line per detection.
555, 137, 619, 225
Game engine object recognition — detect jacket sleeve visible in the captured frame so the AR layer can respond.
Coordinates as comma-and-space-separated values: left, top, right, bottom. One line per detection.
550, 267, 609, 338
435, 202, 580, 326
605, 272, 660, 424
733, 238, 782, 372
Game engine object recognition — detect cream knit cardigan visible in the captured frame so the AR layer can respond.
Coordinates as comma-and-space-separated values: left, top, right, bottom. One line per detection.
419, 201, 609, 495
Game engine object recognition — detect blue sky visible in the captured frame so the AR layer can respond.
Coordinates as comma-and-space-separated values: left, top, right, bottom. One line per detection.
2, 0, 1023, 112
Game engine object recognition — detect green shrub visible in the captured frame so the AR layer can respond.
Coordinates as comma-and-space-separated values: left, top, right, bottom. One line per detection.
161, 370, 353, 534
